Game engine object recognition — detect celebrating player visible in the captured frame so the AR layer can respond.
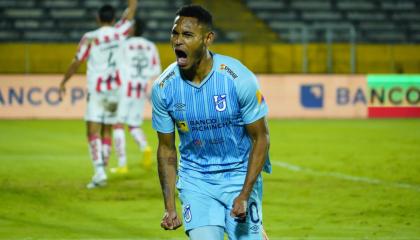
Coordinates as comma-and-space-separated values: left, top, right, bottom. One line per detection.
59, 0, 137, 189
152, 5, 271, 240
111, 20, 161, 174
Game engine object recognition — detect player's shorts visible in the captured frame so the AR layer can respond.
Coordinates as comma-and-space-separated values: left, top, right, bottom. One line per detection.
116, 95, 146, 126
85, 89, 120, 124
176, 171, 264, 240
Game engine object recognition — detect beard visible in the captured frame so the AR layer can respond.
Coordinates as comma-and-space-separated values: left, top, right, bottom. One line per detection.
180, 45, 207, 80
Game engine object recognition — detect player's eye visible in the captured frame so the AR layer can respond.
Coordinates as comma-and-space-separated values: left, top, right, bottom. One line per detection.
183, 32, 193, 38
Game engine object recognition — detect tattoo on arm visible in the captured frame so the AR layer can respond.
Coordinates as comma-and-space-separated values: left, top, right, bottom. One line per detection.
157, 154, 177, 209
157, 156, 177, 186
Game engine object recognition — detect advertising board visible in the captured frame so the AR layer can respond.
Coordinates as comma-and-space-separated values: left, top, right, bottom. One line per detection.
1, 74, 418, 119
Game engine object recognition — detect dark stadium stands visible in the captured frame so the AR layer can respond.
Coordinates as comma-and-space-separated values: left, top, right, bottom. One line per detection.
0, 0, 190, 42
244, 0, 420, 43
0, 0, 420, 43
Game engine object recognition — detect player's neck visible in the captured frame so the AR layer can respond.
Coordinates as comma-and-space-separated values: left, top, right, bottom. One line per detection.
181, 51, 213, 85
98, 21, 114, 27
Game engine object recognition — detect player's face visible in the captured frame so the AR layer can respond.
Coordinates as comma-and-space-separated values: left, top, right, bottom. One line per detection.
171, 16, 212, 70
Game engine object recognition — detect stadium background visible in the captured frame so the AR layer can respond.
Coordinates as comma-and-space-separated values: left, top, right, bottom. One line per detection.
0, 0, 419, 239
1, 0, 420, 73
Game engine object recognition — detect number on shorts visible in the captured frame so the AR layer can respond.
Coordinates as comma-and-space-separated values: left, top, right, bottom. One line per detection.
249, 202, 260, 224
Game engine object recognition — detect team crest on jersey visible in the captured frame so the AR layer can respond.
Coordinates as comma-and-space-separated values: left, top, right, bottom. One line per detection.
213, 94, 227, 112
176, 121, 189, 132
184, 204, 192, 223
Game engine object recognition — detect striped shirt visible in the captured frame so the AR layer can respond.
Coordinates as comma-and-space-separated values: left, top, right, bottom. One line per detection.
76, 19, 133, 92
118, 36, 161, 98
152, 53, 271, 179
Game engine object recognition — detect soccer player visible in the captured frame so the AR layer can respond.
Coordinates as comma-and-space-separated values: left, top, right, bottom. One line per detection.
111, 21, 161, 174
151, 5, 271, 240
59, 0, 137, 189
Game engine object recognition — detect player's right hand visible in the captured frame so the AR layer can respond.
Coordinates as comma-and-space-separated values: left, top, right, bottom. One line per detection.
160, 210, 182, 230
59, 82, 66, 101
231, 194, 248, 219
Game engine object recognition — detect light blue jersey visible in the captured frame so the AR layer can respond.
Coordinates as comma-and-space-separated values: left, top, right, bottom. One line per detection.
152, 53, 271, 179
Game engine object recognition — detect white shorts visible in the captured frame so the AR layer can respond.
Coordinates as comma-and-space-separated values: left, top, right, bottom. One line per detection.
116, 95, 147, 126
85, 89, 120, 124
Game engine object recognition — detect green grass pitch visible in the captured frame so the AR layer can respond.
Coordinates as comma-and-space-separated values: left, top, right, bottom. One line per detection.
0, 119, 419, 239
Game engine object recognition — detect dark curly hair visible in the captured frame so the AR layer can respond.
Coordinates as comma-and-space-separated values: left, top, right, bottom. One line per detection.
175, 4, 213, 30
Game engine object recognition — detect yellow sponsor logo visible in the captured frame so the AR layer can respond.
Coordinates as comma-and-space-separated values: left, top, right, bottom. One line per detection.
256, 90, 265, 104
176, 121, 189, 132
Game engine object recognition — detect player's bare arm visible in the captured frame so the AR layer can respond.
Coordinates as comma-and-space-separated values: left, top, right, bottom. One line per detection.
157, 132, 182, 230
231, 117, 270, 218
59, 57, 82, 101
122, 0, 138, 20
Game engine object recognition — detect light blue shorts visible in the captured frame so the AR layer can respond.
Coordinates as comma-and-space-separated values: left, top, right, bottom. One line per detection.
176, 171, 264, 240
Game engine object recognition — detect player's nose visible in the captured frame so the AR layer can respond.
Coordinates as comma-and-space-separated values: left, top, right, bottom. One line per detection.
173, 36, 183, 46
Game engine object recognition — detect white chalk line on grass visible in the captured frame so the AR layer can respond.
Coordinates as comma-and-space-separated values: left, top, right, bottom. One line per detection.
272, 161, 420, 192
2, 154, 419, 192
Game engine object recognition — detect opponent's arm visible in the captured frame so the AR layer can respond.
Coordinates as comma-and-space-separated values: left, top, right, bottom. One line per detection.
59, 57, 82, 101
231, 117, 270, 218
145, 76, 158, 102
157, 131, 182, 230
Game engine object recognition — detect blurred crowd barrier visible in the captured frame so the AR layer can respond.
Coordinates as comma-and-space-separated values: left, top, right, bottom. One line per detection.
1, 43, 420, 74
1, 74, 418, 119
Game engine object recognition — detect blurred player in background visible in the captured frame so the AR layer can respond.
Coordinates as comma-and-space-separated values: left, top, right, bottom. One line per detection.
152, 5, 271, 240
59, 0, 137, 189
111, 20, 161, 174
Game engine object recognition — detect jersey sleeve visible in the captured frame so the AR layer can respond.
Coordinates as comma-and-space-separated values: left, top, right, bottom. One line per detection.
114, 18, 134, 38
235, 69, 269, 124
75, 34, 91, 61
235, 66, 272, 174
151, 80, 175, 133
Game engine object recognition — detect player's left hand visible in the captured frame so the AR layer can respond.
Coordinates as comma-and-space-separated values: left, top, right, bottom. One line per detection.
231, 194, 248, 220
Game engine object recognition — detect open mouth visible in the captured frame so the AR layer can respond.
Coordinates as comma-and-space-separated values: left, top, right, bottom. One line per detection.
175, 49, 188, 67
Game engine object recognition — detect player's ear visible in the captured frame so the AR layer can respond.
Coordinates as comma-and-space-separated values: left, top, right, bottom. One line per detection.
204, 31, 215, 46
